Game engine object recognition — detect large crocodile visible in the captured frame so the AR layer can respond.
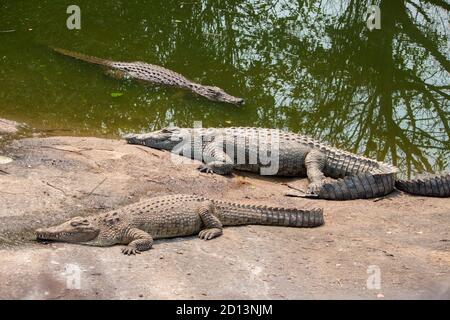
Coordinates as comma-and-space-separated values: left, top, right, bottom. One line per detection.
35, 194, 324, 255
124, 127, 450, 200
52, 48, 244, 106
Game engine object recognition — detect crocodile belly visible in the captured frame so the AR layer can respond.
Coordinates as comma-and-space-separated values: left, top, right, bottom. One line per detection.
263, 147, 308, 176
140, 211, 203, 239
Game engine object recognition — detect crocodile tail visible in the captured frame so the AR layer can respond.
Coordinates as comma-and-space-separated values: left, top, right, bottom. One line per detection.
213, 201, 324, 228
316, 169, 397, 200
256, 205, 324, 227
52, 47, 112, 67
395, 172, 450, 197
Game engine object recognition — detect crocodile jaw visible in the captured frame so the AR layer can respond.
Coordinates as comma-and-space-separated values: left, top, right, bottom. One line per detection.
35, 218, 99, 244
216, 93, 244, 106
123, 128, 185, 150
192, 85, 244, 106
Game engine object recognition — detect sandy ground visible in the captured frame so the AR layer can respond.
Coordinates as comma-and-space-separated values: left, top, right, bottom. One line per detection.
0, 135, 449, 299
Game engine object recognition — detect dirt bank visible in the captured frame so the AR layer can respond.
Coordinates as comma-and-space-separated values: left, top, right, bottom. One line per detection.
0, 136, 449, 299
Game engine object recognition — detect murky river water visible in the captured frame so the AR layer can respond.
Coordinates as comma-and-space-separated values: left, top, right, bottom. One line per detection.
0, 0, 448, 175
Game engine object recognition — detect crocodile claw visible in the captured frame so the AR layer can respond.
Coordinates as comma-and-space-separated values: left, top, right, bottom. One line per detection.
304, 180, 327, 198
197, 164, 214, 174
121, 247, 141, 255
304, 191, 320, 198
198, 228, 222, 240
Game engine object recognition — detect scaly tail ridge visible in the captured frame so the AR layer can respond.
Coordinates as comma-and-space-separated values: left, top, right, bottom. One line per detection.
395, 172, 450, 197
212, 200, 324, 227
52, 47, 112, 67
258, 206, 324, 227
316, 172, 395, 200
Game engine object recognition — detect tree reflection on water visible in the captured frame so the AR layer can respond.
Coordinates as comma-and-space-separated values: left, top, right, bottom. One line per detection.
186, 0, 449, 176
1, 0, 448, 176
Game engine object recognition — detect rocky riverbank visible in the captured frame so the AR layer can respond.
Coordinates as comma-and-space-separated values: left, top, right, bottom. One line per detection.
0, 132, 449, 299
0, 118, 20, 135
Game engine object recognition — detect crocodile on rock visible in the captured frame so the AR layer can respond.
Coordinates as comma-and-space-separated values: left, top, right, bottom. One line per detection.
35, 194, 324, 255
124, 127, 450, 200
52, 48, 244, 106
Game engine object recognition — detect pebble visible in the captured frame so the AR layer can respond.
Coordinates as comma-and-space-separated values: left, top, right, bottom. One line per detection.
0, 156, 13, 164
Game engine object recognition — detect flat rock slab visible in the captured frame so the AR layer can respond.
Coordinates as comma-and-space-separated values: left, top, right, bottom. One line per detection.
0, 136, 449, 299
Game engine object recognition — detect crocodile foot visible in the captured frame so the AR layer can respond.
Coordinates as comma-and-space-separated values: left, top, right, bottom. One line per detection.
198, 228, 222, 240
121, 247, 141, 255
197, 164, 214, 174
305, 179, 333, 198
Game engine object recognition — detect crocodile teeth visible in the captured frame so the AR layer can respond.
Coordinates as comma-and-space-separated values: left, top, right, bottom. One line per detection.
36, 232, 72, 240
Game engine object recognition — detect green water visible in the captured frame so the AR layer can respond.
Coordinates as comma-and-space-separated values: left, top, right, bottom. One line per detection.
0, 0, 449, 175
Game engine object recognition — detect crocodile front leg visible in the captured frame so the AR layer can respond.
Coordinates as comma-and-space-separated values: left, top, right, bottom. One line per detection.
198, 142, 234, 175
197, 201, 223, 240
121, 228, 154, 255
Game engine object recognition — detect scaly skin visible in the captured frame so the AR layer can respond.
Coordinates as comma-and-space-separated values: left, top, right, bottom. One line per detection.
124, 127, 450, 200
35, 194, 324, 255
395, 172, 450, 197
52, 48, 244, 106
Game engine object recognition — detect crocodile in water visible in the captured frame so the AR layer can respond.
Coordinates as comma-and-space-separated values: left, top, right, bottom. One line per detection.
52, 48, 244, 106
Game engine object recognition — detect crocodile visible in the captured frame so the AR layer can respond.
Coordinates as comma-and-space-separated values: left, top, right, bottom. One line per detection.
52, 48, 244, 106
35, 194, 324, 255
124, 127, 450, 200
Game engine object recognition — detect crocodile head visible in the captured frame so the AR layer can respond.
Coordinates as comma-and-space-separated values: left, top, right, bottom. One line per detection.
123, 127, 186, 150
193, 85, 244, 106
36, 216, 100, 244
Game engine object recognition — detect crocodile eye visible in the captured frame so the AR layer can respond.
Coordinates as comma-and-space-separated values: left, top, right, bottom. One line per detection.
70, 221, 80, 227
208, 87, 222, 97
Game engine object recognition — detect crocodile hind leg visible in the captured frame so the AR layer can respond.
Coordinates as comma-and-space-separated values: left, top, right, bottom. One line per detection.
304, 150, 330, 197
104, 68, 128, 79
121, 228, 154, 255
197, 201, 223, 240
198, 142, 234, 175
